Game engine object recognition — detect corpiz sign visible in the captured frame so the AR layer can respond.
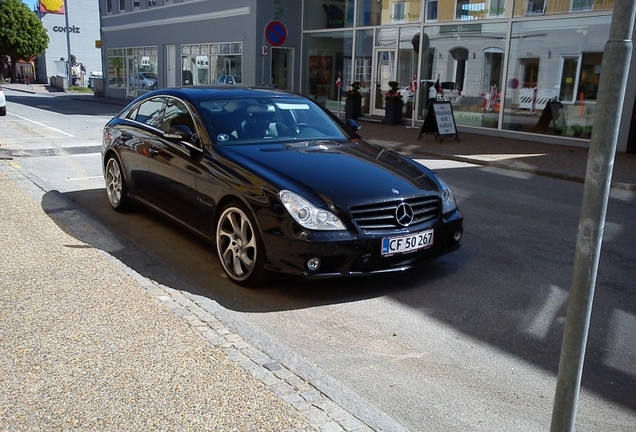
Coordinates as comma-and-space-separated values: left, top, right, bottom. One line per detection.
52, 26, 81, 33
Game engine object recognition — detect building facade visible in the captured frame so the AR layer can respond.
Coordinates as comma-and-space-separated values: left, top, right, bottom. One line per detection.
35, 0, 103, 84
99, 0, 302, 99
98, 0, 635, 152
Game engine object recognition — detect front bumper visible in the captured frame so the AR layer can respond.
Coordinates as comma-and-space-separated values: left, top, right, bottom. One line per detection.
261, 210, 463, 278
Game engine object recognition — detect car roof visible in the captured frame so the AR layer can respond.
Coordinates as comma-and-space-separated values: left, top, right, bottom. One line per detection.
140, 86, 294, 100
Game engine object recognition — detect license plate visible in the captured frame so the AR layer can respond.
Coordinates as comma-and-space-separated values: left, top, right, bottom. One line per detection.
381, 230, 434, 256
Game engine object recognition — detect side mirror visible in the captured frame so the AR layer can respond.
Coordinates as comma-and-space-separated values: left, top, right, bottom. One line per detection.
346, 118, 361, 132
165, 124, 196, 141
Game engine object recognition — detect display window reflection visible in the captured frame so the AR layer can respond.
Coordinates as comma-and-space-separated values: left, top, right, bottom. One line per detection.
181, 43, 242, 87
502, 16, 610, 137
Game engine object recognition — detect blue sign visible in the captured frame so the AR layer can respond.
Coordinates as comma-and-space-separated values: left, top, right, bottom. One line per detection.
265, 20, 287, 47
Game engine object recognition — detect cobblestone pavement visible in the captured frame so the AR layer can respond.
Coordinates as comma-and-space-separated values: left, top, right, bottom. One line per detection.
0, 165, 383, 431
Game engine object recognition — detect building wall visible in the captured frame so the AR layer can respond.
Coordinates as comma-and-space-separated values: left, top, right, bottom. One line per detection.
99, 0, 302, 98
35, 0, 103, 83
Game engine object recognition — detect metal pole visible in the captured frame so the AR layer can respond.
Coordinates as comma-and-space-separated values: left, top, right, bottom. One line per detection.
64, 0, 72, 88
550, 1, 635, 431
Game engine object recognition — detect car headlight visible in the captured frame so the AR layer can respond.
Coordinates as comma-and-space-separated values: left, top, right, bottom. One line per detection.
279, 190, 346, 231
436, 176, 458, 214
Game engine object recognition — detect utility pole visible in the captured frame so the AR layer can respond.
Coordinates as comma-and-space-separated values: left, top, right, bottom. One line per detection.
550, 1, 635, 431
64, 0, 72, 88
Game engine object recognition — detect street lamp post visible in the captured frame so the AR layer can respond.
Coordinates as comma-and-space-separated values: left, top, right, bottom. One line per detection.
64, 0, 72, 88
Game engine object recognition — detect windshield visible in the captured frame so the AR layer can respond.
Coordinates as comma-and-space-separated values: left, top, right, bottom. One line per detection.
197, 97, 352, 145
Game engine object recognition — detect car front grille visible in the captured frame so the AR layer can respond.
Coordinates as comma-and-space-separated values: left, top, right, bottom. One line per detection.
349, 196, 440, 231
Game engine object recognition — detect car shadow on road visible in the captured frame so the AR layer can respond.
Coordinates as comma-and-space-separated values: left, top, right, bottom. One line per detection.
43, 185, 636, 415
44, 188, 457, 313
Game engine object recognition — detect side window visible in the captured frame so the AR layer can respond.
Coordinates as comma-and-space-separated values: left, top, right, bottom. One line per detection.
162, 98, 195, 133
130, 97, 165, 128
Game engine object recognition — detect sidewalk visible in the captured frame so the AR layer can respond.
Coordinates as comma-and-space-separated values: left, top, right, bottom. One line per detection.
4, 81, 635, 191
0, 168, 319, 430
357, 121, 636, 192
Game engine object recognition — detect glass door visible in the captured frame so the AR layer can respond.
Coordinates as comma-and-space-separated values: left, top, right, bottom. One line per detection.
372, 49, 396, 116
559, 56, 581, 104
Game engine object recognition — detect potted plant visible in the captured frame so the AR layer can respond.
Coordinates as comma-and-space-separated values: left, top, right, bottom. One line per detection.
345, 81, 362, 120
384, 81, 403, 126
584, 125, 593, 138
571, 123, 583, 137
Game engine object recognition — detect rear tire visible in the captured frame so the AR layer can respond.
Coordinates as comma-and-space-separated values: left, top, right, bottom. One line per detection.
105, 156, 131, 212
0, 106, 6, 116
216, 202, 267, 287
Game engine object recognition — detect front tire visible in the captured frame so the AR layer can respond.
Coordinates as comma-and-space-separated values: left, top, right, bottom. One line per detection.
216, 202, 267, 287
105, 156, 131, 212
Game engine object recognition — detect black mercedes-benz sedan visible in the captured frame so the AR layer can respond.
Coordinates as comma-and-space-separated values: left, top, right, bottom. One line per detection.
101, 86, 463, 286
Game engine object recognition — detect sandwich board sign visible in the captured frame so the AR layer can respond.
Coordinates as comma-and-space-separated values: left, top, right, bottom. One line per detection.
418, 100, 459, 142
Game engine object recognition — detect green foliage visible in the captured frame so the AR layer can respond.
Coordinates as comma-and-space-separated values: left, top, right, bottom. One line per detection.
0, 0, 49, 60
68, 86, 92, 93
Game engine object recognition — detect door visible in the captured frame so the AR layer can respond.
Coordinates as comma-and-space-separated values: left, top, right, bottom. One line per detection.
482, 49, 504, 95
372, 49, 396, 116
126, 57, 137, 98
271, 47, 293, 91
165, 45, 176, 88
559, 56, 581, 104
147, 98, 200, 228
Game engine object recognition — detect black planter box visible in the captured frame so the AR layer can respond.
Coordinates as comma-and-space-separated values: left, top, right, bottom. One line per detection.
345, 97, 362, 120
385, 101, 403, 126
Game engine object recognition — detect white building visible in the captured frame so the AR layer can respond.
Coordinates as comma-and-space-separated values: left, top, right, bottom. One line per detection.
34, 0, 102, 85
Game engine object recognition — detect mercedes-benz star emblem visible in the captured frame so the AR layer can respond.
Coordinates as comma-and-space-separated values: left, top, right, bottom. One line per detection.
395, 202, 414, 227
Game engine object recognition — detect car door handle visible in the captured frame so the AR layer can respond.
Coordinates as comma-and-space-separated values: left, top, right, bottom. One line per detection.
148, 147, 159, 156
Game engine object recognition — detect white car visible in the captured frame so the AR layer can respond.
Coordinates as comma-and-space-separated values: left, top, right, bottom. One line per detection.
0, 84, 6, 116
88, 71, 103, 88
401, 80, 462, 107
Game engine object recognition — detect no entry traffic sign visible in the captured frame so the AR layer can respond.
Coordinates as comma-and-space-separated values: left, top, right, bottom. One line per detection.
265, 20, 287, 47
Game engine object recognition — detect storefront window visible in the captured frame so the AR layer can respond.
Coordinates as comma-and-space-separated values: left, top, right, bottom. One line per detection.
107, 49, 125, 87
398, 27, 420, 120
354, 29, 374, 115
513, 0, 613, 16
357, 0, 382, 26
425, 0, 438, 21
107, 46, 158, 94
303, 31, 354, 111
181, 43, 242, 86
417, 22, 506, 127
434, 0, 511, 21
502, 15, 611, 137
304, 0, 355, 30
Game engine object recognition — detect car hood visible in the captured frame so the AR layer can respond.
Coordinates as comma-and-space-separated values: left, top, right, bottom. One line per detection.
214, 139, 440, 208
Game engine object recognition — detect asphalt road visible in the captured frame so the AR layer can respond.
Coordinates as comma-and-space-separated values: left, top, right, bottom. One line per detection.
2, 89, 635, 431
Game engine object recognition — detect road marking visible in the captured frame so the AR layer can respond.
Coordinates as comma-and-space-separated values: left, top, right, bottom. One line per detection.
7, 112, 75, 137
66, 175, 103, 181
524, 285, 568, 339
